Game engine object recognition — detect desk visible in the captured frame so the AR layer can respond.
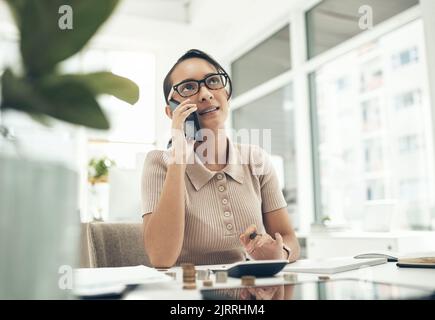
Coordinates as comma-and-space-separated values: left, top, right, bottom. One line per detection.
124, 262, 435, 300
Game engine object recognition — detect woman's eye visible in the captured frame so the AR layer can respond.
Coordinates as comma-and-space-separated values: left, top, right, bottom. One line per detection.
208, 77, 220, 85
181, 83, 195, 92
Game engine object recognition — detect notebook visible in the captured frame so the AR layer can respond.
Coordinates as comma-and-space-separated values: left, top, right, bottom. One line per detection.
283, 257, 387, 274
354, 251, 435, 263
354, 251, 402, 262
73, 265, 172, 297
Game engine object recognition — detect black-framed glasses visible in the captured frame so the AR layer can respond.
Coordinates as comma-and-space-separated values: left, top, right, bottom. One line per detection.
170, 73, 229, 98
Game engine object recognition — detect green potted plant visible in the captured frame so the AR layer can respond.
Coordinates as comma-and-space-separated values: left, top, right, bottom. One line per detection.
87, 157, 115, 221
0, 0, 139, 299
88, 157, 116, 185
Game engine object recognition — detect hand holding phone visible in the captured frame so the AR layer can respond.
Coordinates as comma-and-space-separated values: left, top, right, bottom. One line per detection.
169, 99, 203, 141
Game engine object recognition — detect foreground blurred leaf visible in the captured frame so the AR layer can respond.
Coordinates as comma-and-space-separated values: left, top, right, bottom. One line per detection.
5, 0, 120, 76
47, 72, 140, 105
28, 113, 52, 127
1, 69, 110, 129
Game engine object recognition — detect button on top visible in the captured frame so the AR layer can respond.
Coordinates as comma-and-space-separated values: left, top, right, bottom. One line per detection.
222, 198, 228, 205
226, 224, 233, 230
218, 186, 225, 192
224, 211, 231, 217
216, 173, 224, 180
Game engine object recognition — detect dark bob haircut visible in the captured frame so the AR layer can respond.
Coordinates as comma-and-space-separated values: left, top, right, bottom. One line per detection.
163, 49, 233, 105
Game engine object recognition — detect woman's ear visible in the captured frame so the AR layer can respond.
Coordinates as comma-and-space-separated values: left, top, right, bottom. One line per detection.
165, 105, 173, 119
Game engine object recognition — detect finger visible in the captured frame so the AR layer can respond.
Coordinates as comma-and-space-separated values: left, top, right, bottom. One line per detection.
239, 234, 249, 247
240, 224, 257, 243
275, 232, 284, 248
168, 98, 190, 113
246, 235, 264, 253
175, 98, 192, 109
180, 106, 198, 118
256, 234, 274, 248
176, 104, 197, 115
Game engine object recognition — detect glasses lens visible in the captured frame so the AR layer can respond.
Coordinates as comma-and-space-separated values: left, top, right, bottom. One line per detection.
206, 74, 226, 89
177, 81, 199, 97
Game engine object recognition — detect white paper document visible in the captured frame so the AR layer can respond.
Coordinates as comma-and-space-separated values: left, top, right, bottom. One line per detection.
283, 257, 387, 274
73, 265, 172, 297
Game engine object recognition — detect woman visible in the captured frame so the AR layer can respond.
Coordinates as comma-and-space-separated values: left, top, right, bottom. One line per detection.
141, 49, 300, 267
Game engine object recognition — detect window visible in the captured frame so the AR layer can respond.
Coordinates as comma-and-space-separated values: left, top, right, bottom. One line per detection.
392, 47, 419, 68
310, 19, 433, 230
398, 134, 420, 154
361, 98, 381, 131
231, 84, 297, 217
306, 0, 419, 58
231, 25, 291, 97
364, 139, 383, 172
366, 179, 385, 200
394, 89, 421, 110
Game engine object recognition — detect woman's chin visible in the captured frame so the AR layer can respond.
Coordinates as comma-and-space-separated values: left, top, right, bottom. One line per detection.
199, 117, 227, 131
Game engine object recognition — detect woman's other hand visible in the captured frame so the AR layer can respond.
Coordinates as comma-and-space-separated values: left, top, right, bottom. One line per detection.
239, 224, 286, 261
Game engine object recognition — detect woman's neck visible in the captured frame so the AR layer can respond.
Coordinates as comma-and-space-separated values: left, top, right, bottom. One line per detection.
195, 128, 228, 169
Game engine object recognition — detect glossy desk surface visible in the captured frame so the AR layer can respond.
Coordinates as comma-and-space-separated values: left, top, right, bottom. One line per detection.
124, 262, 435, 300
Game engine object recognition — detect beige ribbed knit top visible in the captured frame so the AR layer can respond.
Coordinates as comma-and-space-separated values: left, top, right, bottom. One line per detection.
141, 139, 287, 265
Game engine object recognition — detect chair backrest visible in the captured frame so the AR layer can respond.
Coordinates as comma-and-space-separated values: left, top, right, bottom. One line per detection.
86, 222, 151, 268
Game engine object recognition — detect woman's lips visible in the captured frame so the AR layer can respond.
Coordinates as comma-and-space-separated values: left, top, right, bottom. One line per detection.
199, 106, 220, 116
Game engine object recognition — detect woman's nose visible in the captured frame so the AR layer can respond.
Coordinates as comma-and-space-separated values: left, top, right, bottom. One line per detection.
198, 84, 214, 102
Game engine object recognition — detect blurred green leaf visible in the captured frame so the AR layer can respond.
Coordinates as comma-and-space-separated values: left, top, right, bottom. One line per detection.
1, 69, 110, 129
47, 72, 140, 105
1, 68, 50, 114
28, 113, 52, 127
5, 0, 119, 76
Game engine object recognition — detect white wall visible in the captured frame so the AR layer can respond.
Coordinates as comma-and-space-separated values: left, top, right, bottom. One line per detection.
92, 0, 306, 148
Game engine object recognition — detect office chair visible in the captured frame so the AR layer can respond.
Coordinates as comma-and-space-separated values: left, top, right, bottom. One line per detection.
86, 222, 151, 268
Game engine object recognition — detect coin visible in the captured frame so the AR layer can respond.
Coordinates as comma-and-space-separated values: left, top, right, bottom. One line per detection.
215, 271, 228, 283
241, 275, 256, 286
183, 283, 197, 290
203, 280, 213, 287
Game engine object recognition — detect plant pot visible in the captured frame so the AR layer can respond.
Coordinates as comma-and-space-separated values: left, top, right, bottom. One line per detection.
0, 114, 81, 299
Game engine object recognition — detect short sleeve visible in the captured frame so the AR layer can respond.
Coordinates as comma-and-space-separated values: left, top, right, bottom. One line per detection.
141, 150, 168, 217
250, 146, 288, 214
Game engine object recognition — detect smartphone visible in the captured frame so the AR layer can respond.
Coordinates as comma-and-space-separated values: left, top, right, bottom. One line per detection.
169, 99, 203, 142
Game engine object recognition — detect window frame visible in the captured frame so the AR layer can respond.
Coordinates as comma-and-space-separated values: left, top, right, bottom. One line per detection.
228, 1, 433, 232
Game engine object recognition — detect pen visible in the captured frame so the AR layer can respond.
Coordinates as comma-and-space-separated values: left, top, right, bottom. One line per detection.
249, 231, 260, 240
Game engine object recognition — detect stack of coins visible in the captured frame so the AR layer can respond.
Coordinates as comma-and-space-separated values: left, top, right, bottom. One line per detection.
215, 271, 228, 283
197, 269, 209, 281
283, 272, 298, 282
241, 275, 256, 286
182, 263, 196, 289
